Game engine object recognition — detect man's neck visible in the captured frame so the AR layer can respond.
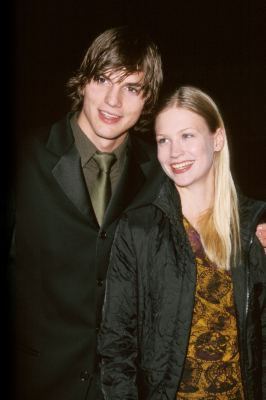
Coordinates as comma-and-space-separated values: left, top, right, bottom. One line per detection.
76, 112, 128, 153
91, 135, 128, 153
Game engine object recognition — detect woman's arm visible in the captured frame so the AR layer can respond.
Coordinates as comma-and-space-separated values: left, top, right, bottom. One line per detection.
98, 216, 139, 400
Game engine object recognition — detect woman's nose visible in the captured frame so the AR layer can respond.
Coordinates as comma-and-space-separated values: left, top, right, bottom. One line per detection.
170, 140, 183, 157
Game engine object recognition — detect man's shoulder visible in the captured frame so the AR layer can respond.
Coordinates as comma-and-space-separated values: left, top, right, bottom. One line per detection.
20, 114, 73, 156
28, 114, 70, 142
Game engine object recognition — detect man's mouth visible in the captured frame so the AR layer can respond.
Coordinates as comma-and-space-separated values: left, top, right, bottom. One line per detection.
99, 110, 122, 123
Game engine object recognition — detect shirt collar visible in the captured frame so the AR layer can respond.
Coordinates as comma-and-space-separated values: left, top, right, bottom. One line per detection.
70, 113, 129, 167
71, 113, 96, 166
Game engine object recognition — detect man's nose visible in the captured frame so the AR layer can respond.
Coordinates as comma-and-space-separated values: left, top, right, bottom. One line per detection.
104, 86, 122, 107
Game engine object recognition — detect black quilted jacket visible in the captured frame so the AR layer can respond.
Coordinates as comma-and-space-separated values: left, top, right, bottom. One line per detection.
99, 178, 266, 400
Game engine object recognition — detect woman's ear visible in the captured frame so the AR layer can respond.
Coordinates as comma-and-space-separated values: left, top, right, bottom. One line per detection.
214, 128, 225, 151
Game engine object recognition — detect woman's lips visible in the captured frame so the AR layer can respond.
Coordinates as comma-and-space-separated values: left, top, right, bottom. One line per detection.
171, 160, 194, 174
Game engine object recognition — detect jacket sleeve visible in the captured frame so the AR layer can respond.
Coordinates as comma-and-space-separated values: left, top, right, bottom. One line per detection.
259, 242, 266, 398
250, 236, 266, 398
98, 216, 139, 400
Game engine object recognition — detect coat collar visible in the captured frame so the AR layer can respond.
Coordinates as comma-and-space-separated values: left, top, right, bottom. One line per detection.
46, 113, 75, 155
48, 114, 95, 223
46, 114, 164, 228
153, 177, 183, 223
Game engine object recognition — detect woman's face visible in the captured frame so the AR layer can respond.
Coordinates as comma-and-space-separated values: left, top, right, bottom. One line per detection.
155, 107, 224, 192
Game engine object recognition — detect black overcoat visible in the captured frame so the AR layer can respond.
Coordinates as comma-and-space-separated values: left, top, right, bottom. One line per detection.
10, 113, 164, 400
99, 178, 266, 400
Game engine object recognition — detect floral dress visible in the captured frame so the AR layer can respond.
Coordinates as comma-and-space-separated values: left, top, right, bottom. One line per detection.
176, 220, 244, 400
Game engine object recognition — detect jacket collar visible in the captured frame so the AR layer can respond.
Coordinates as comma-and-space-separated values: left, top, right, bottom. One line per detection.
238, 193, 266, 251
153, 177, 183, 223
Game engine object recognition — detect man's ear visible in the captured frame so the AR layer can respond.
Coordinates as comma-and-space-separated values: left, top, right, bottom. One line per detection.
79, 81, 88, 97
214, 128, 225, 151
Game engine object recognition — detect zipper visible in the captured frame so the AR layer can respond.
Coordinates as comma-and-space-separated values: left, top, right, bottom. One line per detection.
241, 234, 254, 400
245, 235, 253, 315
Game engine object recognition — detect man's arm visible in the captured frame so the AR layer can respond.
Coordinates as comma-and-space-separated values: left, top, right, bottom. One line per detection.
256, 223, 266, 254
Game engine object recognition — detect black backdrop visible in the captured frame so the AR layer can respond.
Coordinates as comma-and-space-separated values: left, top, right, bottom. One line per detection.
10, 0, 266, 200
0, 0, 266, 397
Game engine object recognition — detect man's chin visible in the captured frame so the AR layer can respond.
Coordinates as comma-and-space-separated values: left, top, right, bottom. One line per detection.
96, 131, 128, 141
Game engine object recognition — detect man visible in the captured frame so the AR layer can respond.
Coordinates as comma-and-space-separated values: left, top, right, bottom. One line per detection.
257, 224, 266, 253
11, 26, 163, 400
10, 25, 266, 400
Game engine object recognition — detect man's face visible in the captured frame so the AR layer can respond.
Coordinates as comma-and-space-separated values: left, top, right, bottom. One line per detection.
77, 70, 146, 152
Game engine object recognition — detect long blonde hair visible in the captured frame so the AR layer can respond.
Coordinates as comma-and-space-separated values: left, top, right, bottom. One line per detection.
157, 86, 240, 269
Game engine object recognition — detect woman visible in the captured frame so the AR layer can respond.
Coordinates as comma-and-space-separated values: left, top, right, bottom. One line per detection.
98, 86, 266, 399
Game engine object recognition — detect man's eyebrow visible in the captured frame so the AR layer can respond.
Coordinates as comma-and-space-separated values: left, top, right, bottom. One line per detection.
97, 73, 109, 79
124, 82, 143, 87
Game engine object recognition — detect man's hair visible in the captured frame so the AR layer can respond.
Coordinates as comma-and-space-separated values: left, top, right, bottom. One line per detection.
67, 26, 163, 131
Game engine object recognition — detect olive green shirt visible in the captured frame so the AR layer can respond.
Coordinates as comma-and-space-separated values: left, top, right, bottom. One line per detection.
70, 113, 128, 198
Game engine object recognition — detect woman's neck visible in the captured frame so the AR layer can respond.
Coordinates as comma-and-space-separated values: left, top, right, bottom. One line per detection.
177, 183, 214, 230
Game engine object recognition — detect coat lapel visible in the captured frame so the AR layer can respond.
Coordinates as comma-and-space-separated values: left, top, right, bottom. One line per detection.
46, 115, 97, 225
103, 151, 145, 227
46, 120, 163, 229
103, 135, 163, 228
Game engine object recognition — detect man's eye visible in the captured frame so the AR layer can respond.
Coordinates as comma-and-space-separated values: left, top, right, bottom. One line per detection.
127, 86, 139, 94
95, 76, 107, 84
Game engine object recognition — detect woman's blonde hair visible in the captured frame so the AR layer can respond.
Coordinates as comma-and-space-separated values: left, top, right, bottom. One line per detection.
157, 86, 240, 269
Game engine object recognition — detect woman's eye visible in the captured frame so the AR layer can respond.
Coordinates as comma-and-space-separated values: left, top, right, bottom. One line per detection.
182, 133, 194, 139
157, 138, 167, 144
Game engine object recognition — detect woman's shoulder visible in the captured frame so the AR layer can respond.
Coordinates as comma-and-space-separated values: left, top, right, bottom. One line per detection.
238, 192, 266, 232
112, 205, 168, 260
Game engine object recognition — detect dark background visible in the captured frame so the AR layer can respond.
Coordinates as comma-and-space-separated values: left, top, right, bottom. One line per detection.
1, 0, 265, 396
7, 0, 266, 200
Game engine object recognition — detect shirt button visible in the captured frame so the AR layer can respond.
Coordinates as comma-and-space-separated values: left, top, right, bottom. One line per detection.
80, 370, 90, 382
97, 279, 104, 287
99, 230, 107, 239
